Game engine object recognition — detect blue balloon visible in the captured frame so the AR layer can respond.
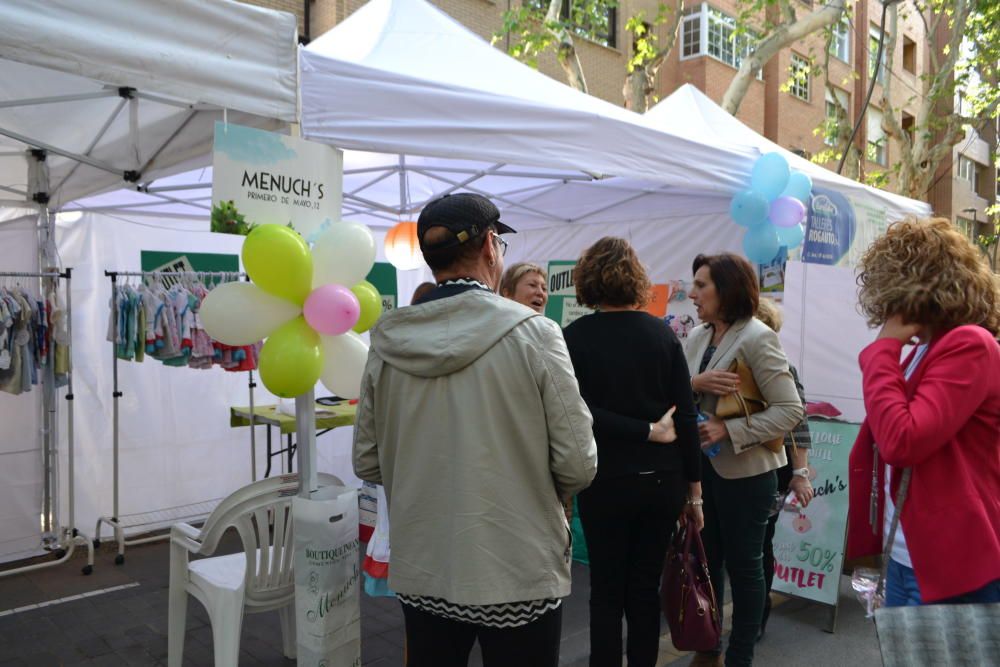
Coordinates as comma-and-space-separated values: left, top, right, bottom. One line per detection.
751, 153, 791, 201
729, 189, 770, 228
780, 172, 814, 205
743, 223, 781, 264
776, 222, 805, 249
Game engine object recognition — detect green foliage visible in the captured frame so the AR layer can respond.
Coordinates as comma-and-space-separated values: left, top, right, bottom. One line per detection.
863, 171, 890, 189
210, 200, 255, 236
625, 3, 676, 73
494, 0, 618, 68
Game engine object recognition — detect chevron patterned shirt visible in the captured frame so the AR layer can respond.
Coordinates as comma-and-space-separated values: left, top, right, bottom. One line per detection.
397, 594, 562, 628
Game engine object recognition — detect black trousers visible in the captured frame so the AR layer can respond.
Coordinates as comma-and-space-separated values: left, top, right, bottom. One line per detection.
401, 602, 562, 667
577, 470, 687, 667
701, 460, 777, 667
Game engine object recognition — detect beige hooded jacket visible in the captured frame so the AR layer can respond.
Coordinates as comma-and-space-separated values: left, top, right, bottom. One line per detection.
353, 289, 597, 605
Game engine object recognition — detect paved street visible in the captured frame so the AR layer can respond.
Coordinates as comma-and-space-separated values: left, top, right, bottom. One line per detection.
0, 536, 883, 666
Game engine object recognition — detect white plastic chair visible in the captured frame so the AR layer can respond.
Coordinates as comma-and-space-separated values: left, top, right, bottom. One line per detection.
167, 473, 343, 667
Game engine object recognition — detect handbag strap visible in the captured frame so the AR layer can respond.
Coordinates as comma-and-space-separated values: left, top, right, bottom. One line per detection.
875, 467, 912, 599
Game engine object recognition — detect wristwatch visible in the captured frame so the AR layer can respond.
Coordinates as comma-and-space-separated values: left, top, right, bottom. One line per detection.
792, 467, 810, 478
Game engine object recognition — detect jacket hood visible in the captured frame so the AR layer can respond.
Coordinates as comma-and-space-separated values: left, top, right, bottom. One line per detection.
371, 290, 539, 377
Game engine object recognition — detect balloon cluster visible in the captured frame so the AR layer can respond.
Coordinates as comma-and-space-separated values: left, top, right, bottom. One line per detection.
200, 222, 380, 399
729, 153, 812, 264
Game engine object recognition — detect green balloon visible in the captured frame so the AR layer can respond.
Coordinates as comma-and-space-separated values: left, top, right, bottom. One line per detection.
242, 224, 313, 306
351, 280, 382, 333
258, 316, 323, 398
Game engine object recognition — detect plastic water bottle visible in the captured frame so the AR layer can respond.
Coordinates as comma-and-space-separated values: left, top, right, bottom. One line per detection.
696, 412, 721, 458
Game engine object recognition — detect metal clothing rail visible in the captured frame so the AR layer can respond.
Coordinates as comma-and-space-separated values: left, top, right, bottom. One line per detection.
94, 270, 256, 565
0, 268, 95, 578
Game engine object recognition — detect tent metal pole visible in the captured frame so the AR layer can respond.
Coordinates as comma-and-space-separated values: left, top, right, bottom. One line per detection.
138, 110, 197, 176
50, 98, 129, 198
142, 183, 212, 194
0, 126, 122, 176
0, 91, 119, 109
135, 187, 212, 211
0, 184, 27, 197
296, 390, 317, 498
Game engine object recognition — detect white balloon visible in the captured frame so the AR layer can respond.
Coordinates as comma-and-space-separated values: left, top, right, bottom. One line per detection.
200, 282, 301, 346
312, 221, 377, 288
320, 331, 370, 399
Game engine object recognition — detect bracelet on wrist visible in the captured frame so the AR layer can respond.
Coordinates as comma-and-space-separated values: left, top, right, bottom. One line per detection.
686, 498, 704, 506
792, 467, 810, 478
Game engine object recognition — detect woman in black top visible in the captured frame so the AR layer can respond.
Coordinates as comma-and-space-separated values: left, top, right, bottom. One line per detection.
563, 237, 703, 667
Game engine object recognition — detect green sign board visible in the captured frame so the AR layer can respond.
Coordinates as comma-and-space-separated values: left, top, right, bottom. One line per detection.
544, 260, 592, 327
771, 418, 858, 606
141, 251, 239, 275
365, 262, 398, 317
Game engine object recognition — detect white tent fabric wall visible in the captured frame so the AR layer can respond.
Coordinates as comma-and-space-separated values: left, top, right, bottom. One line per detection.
0, 215, 44, 563
780, 261, 873, 423
53, 214, 264, 547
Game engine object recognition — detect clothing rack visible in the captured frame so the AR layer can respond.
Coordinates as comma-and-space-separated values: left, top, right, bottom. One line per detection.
94, 269, 257, 565
0, 268, 95, 578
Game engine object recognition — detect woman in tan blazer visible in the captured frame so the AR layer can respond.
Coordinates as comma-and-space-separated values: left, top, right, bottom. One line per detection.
683, 253, 803, 667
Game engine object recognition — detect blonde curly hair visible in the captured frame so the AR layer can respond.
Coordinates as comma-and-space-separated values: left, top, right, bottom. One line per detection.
857, 217, 1000, 336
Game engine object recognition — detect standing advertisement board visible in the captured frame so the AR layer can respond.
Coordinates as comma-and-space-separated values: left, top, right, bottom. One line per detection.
772, 418, 858, 614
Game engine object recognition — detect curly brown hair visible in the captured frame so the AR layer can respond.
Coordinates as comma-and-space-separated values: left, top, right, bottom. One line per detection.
574, 237, 652, 309
857, 216, 1000, 335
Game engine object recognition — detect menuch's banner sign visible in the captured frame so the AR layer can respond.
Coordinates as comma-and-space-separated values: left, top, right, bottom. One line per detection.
212, 122, 343, 242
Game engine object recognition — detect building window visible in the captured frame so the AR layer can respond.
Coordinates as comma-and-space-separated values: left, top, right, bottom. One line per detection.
902, 36, 916, 74
830, 14, 850, 63
869, 26, 888, 85
901, 112, 915, 144
682, 5, 701, 57
957, 155, 984, 193
867, 108, 887, 166
789, 54, 811, 101
528, 0, 617, 48
956, 217, 974, 237
825, 88, 850, 146
681, 4, 760, 77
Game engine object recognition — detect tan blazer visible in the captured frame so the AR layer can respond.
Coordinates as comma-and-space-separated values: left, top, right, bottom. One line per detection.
684, 317, 803, 479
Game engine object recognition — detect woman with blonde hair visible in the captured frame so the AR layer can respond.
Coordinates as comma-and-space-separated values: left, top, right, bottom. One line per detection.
500, 262, 549, 313
847, 216, 1000, 607
563, 237, 702, 667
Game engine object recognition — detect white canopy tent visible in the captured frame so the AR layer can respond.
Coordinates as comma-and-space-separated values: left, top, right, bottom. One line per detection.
0, 0, 298, 565
0, 0, 934, 568
644, 85, 932, 421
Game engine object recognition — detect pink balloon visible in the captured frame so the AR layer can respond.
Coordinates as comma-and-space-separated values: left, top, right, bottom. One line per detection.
303, 284, 360, 336
769, 196, 806, 228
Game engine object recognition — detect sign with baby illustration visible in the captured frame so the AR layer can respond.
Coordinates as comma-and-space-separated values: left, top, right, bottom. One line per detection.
212, 122, 343, 243
771, 418, 857, 608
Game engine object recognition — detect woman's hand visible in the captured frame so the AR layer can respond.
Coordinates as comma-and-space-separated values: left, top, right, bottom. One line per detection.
789, 476, 814, 508
682, 501, 705, 532
878, 314, 922, 343
648, 406, 678, 444
698, 415, 728, 448
692, 370, 741, 396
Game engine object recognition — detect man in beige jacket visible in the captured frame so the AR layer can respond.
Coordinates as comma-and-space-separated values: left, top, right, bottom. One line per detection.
353, 193, 597, 667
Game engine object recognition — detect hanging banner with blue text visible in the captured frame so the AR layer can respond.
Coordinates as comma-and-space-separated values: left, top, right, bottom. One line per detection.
212, 122, 343, 243
771, 418, 858, 606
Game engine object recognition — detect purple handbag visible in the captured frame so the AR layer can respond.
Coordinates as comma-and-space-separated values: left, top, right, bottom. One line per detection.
661, 515, 722, 652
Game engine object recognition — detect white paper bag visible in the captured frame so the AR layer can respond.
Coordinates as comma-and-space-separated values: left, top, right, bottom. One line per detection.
294, 485, 361, 667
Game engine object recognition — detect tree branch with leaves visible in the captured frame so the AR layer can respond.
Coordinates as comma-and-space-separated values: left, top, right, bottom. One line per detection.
623, 2, 684, 112
722, 0, 847, 115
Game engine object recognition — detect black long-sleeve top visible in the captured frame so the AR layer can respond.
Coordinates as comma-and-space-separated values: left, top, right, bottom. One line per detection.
563, 310, 701, 484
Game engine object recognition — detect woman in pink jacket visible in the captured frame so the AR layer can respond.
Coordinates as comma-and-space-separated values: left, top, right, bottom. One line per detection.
847, 217, 1000, 606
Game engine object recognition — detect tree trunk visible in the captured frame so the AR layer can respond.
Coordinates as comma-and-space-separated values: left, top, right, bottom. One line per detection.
721, 0, 845, 115
546, 0, 588, 93
624, 69, 652, 111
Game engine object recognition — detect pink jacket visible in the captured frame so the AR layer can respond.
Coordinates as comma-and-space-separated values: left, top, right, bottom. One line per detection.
847, 325, 1000, 602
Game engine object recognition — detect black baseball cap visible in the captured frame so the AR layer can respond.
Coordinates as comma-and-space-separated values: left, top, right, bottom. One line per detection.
417, 193, 516, 252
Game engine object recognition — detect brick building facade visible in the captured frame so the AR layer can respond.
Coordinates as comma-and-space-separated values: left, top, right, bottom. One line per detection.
245, 0, 995, 227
